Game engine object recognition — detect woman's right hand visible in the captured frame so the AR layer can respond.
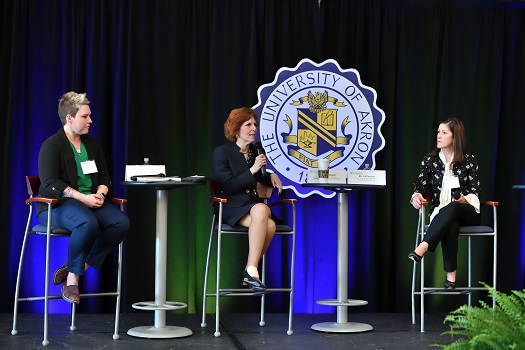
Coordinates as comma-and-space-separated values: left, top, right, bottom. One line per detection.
250, 154, 267, 174
411, 194, 427, 209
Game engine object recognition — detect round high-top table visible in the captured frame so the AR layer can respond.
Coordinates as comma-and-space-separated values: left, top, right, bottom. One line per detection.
121, 180, 204, 338
302, 183, 385, 333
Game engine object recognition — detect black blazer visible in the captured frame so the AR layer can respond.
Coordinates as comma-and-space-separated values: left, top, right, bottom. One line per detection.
212, 142, 272, 210
37, 128, 112, 214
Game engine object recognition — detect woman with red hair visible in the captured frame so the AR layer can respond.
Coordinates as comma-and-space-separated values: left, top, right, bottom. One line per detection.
213, 107, 283, 291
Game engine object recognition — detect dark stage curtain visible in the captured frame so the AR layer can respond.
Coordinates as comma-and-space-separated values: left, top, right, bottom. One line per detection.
1, 0, 524, 315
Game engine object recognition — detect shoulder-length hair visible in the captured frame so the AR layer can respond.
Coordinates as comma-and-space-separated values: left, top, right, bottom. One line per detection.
224, 107, 259, 142
429, 117, 467, 163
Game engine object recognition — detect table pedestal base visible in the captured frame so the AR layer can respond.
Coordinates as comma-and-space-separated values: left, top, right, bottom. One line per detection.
127, 326, 193, 338
120, 183, 204, 341
311, 322, 373, 333
300, 185, 384, 335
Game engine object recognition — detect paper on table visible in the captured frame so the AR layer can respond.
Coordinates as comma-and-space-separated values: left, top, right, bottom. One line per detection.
347, 170, 386, 186
125, 165, 166, 181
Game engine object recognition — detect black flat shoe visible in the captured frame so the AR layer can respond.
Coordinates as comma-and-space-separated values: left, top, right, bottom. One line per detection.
241, 270, 267, 292
444, 279, 456, 289
408, 251, 423, 263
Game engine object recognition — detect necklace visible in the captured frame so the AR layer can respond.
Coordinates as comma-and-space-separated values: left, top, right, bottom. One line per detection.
239, 148, 249, 154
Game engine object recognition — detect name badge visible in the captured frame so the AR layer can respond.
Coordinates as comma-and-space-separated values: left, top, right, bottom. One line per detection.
81, 160, 98, 174
444, 175, 460, 189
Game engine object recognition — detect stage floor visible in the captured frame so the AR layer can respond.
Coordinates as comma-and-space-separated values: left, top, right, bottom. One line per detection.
1, 312, 457, 349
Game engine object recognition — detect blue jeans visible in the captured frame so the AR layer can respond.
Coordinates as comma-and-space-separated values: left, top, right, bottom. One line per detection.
38, 199, 130, 275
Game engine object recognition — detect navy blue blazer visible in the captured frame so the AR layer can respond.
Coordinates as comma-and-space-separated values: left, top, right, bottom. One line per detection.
212, 142, 272, 212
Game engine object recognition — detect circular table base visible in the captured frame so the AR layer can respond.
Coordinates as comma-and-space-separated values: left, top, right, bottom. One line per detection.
316, 298, 368, 307
311, 322, 373, 333
127, 325, 193, 338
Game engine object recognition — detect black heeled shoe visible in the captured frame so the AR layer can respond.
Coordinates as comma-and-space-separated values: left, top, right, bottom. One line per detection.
408, 251, 423, 263
241, 270, 267, 292
444, 279, 456, 289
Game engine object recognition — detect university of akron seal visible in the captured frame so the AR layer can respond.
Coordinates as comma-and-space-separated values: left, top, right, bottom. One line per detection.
254, 58, 385, 198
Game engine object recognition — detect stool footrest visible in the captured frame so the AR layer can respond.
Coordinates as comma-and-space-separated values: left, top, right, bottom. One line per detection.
419, 290, 471, 295
17, 291, 120, 302
415, 286, 491, 295
132, 301, 187, 311
205, 287, 292, 297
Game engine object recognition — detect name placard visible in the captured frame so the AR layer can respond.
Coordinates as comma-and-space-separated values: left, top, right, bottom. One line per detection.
347, 170, 386, 186
125, 165, 166, 181
307, 168, 347, 184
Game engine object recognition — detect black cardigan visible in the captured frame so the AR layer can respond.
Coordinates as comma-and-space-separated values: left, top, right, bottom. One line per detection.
37, 128, 112, 214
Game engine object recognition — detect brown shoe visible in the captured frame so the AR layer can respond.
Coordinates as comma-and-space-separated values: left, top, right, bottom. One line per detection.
53, 264, 68, 285
61, 284, 80, 304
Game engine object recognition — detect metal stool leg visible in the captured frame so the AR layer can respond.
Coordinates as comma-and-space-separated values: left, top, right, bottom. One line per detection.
201, 219, 215, 328
259, 254, 266, 327
11, 215, 32, 337
214, 210, 224, 337
287, 223, 296, 336
112, 242, 123, 340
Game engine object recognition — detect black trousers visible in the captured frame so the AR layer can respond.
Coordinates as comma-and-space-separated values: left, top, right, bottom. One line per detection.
423, 202, 481, 272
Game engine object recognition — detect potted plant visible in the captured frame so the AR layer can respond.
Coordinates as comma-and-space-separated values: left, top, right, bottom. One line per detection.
434, 283, 525, 349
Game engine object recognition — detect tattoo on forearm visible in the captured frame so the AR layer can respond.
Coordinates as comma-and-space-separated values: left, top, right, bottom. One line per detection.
63, 187, 75, 198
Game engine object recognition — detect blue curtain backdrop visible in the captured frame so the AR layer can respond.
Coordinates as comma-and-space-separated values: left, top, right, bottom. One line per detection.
1, 0, 525, 316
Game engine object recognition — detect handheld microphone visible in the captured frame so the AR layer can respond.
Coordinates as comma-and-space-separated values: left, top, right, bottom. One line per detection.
254, 142, 267, 177
452, 189, 461, 200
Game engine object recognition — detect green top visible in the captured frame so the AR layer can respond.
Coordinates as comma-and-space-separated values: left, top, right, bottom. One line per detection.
68, 141, 93, 194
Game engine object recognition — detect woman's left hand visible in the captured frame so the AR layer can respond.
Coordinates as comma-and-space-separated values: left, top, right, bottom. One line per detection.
270, 173, 283, 194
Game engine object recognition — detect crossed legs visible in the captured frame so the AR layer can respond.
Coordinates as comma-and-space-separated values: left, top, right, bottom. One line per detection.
413, 241, 456, 283
411, 202, 480, 285
39, 200, 129, 303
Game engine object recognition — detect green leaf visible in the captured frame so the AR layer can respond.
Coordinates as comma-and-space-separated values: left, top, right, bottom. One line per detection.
434, 283, 525, 350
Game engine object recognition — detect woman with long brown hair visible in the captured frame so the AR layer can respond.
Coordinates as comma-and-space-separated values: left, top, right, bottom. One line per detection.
408, 118, 481, 289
